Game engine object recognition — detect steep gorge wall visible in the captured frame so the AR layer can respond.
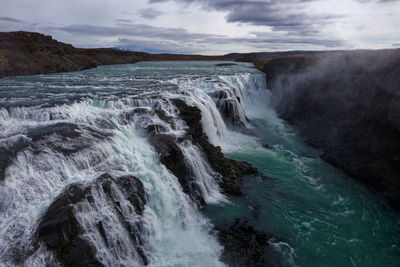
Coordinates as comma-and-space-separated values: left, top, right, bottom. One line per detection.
258, 50, 400, 209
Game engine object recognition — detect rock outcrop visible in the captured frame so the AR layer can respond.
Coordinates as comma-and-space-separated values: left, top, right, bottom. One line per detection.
171, 99, 258, 196
35, 173, 148, 266
257, 49, 400, 209
142, 99, 257, 206
0, 32, 147, 77
217, 219, 273, 267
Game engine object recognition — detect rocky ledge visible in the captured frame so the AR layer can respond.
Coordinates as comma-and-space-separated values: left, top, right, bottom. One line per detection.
35, 173, 148, 266
133, 99, 258, 207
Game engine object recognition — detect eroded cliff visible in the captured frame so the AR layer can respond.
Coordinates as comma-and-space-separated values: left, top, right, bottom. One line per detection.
256, 50, 400, 209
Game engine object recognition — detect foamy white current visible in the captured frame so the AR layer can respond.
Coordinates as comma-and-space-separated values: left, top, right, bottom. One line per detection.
0, 61, 266, 266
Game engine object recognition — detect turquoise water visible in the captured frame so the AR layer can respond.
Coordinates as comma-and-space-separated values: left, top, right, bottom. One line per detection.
204, 106, 400, 266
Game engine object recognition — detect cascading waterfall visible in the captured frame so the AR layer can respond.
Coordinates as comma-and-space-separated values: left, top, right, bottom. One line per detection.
180, 141, 227, 204
3, 61, 397, 267
0, 62, 265, 266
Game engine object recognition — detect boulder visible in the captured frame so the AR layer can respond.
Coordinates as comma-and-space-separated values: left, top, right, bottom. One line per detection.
218, 219, 272, 267
36, 173, 148, 266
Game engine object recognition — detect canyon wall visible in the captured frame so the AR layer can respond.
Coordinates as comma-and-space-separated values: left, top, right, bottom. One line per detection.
257, 50, 400, 209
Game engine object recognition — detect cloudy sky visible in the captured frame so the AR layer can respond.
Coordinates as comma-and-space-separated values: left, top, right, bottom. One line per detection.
0, 0, 399, 54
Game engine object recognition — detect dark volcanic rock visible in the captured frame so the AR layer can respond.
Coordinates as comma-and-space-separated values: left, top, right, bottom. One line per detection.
36, 184, 103, 267
218, 98, 245, 127
0, 137, 29, 181
215, 63, 237, 66
36, 173, 147, 266
259, 140, 272, 150
29, 122, 112, 156
148, 133, 205, 206
145, 99, 258, 204
198, 135, 256, 195
27, 123, 81, 141
171, 99, 203, 140
119, 107, 175, 133
218, 219, 272, 267
213, 89, 251, 129
172, 99, 257, 195
260, 49, 400, 209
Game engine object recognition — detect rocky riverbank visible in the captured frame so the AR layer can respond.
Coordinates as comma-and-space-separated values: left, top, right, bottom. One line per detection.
253, 49, 400, 210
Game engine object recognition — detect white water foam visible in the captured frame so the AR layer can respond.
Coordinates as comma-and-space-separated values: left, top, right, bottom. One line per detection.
0, 63, 272, 266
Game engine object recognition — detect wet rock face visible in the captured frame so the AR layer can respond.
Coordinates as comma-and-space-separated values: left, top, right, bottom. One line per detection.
120, 107, 174, 134
144, 99, 257, 206
261, 50, 400, 210
0, 137, 29, 181
198, 135, 257, 195
171, 99, 203, 140
36, 173, 147, 266
36, 184, 102, 267
172, 99, 257, 195
27, 123, 81, 141
148, 133, 205, 206
218, 98, 245, 127
0, 123, 112, 181
213, 89, 249, 128
215, 63, 237, 66
218, 219, 271, 267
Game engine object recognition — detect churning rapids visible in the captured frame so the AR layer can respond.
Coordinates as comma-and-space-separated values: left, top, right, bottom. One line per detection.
0, 61, 399, 267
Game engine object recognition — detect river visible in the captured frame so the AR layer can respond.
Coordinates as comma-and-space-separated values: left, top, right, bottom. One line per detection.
0, 61, 399, 266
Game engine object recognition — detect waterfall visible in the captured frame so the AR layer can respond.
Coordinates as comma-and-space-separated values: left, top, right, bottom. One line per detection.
0, 62, 268, 266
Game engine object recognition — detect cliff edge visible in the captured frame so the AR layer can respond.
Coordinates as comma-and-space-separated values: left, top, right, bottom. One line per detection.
0, 31, 150, 77
256, 50, 400, 209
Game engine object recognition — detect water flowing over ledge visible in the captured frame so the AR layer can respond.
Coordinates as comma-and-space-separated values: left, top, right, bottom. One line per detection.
0, 62, 268, 266
1, 61, 400, 267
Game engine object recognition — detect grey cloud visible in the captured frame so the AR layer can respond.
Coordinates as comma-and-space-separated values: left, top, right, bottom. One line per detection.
0, 16, 37, 32
0, 16, 24, 23
207, 35, 347, 48
150, 0, 340, 36
117, 37, 198, 53
44, 22, 344, 49
0, 13, 345, 53
357, 0, 400, 3
43, 23, 224, 41
153, 0, 348, 47
139, 8, 164, 19
115, 19, 133, 23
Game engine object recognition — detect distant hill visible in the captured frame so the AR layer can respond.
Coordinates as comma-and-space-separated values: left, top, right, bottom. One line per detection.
0, 31, 233, 78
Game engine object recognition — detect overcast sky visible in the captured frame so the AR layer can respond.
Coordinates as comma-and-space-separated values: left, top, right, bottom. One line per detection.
0, 0, 399, 54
